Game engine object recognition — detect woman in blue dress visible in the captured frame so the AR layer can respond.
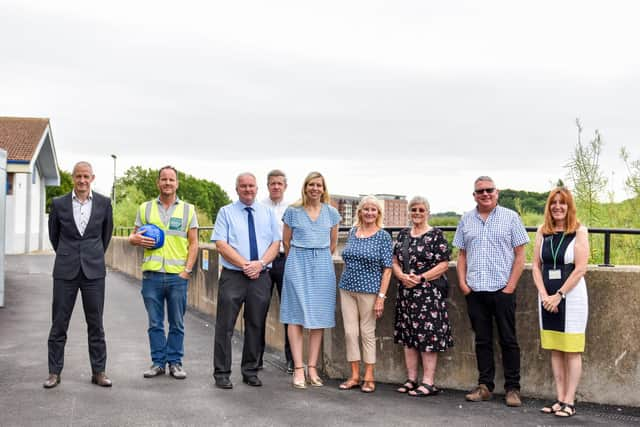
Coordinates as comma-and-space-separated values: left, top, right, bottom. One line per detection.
280, 171, 341, 389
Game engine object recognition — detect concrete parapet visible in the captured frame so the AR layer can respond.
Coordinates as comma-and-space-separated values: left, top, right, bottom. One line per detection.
106, 237, 640, 406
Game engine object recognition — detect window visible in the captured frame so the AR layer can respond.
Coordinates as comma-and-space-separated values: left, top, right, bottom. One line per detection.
6, 172, 14, 195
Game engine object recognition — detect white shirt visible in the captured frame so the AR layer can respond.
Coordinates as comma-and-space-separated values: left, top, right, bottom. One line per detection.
261, 197, 290, 253
72, 190, 93, 236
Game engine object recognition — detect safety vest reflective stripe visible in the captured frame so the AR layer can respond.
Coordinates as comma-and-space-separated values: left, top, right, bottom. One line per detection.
165, 230, 187, 237
144, 201, 152, 224
144, 202, 190, 233
142, 256, 185, 266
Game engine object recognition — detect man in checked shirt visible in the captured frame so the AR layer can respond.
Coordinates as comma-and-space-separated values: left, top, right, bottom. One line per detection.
453, 176, 529, 407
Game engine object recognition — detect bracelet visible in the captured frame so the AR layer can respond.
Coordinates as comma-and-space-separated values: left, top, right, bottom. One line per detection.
378, 293, 387, 299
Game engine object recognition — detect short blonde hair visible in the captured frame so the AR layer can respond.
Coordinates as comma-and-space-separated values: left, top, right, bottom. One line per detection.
354, 195, 384, 228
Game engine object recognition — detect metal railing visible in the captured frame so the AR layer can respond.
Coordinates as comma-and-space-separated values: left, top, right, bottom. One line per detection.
114, 225, 640, 267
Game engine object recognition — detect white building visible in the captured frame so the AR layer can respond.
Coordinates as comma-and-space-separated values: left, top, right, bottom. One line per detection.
0, 117, 60, 254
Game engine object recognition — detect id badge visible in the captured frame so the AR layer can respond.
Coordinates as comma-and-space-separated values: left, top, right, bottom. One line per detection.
548, 269, 562, 280
169, 217, 183, 231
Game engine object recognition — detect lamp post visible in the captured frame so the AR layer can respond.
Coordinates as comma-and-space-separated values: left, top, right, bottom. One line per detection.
110, 154, 117, 209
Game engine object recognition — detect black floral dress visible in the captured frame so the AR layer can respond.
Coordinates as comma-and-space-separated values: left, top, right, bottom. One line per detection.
393, 227, 454, 352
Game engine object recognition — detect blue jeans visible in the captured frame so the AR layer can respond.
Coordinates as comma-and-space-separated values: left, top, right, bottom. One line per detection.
141, 271, 188, 366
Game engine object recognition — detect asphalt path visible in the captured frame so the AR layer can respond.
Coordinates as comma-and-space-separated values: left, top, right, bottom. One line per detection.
1, 254, 639, 426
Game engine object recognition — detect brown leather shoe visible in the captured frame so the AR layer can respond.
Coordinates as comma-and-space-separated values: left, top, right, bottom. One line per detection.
43, 374, 60, 389
505, 389, 522, 407
91, 372, 113, 387
465, 384, 492, 402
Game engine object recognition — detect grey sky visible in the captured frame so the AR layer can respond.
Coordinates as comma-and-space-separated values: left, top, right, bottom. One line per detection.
2, 0, 639, 213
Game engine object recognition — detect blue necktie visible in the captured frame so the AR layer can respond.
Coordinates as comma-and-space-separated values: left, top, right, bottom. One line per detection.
245, 207, 259, 261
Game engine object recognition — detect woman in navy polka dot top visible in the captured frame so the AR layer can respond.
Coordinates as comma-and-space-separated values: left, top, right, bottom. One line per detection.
337, 195, 393, 393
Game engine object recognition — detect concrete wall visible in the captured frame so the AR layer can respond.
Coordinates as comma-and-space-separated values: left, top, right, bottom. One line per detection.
106, 237, 640, 406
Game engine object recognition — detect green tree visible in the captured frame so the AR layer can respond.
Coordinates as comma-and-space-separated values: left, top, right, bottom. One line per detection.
113, 184, 145, 230
498, 189, 547, 214
620, 146, 640, 197
115, 166, 231, 223
565, 118, 607, 225
45, 169, 73, 212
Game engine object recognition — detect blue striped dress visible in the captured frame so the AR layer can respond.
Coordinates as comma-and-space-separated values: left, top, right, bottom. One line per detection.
280, 204, 341, 329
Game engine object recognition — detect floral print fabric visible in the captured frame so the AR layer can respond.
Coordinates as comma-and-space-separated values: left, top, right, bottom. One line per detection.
393, 228, 454, 352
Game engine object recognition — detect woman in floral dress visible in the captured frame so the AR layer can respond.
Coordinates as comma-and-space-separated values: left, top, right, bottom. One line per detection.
392, 196, 453, 397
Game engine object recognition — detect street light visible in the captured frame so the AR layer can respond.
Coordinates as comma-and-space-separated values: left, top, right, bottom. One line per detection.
110, 154, 117, 209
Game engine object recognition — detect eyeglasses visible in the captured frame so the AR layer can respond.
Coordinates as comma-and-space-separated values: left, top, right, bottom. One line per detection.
410, 207, 427, 213
474, 188, 496, 195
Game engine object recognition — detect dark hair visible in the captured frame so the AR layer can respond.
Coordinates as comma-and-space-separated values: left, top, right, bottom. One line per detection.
158, 165, 178, 179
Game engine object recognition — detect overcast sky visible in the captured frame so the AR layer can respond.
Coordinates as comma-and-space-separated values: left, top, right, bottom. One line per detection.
2, 0, 639, 213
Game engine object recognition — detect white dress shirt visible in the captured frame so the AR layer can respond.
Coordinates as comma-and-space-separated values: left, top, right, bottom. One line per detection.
72, 190, 93, 236
261, 197, 290, 253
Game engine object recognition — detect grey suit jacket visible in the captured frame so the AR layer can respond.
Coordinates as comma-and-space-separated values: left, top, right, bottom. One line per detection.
48, 192, 114, 280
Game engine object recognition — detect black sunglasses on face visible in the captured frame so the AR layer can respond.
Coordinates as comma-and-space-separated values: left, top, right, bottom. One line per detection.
410, 207, 427, 213
474, 188, 496, 195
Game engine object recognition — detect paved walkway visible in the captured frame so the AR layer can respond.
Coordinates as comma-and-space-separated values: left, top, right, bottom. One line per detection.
1, 254, 639, 427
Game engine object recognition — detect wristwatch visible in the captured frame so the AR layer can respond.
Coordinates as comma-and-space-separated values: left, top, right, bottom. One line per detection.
557, 290, 565, 299
378, 293, 387, 299
184, 268, 193, 275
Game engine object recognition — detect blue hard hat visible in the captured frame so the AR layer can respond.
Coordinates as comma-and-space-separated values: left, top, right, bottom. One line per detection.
139, 224, 165, 249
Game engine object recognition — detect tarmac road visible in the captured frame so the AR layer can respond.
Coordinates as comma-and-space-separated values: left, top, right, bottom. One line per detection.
1, 254, 639, 426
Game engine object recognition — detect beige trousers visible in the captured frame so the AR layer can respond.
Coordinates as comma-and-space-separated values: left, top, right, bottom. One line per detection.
340, 289, 377, 364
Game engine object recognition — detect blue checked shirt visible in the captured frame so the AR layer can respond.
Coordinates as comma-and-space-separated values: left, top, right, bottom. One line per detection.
453, 205, 530, 292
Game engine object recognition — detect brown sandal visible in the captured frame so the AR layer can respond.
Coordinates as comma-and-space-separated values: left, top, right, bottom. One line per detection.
361, 379, 376, 393
339, 378, 360, 390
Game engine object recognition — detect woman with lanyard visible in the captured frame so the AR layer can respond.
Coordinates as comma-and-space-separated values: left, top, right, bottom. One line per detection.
532, 187, 589, 418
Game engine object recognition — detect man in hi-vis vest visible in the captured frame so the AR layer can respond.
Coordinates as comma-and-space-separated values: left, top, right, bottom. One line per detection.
128, 166, 198, 380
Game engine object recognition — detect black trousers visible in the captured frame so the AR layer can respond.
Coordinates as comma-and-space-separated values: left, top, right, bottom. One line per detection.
259, 254, 292, 364
47, 269, 106, 375
465, 290, 520, 392
213, 269, 271, 380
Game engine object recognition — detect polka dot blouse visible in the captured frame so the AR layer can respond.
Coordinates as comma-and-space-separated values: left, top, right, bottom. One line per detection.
339, 228, 393, 294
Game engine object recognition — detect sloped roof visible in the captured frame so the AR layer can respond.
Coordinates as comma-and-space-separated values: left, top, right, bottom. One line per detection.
0, 117, 50, 161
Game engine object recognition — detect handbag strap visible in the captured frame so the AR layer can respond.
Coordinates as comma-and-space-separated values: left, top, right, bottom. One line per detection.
401, 228, 411, 274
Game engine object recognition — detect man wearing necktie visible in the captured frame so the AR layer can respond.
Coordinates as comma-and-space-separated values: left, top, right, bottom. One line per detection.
211, 173, 281, 389
44, 161, 114, 389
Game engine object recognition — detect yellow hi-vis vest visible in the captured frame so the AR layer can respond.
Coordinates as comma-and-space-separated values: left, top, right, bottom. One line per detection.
140, 200, 195, 273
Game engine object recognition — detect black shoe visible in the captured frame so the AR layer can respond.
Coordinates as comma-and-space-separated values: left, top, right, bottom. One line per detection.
215, 378, 233, 389
286, 360, 294, 375
242, 376, 262, 387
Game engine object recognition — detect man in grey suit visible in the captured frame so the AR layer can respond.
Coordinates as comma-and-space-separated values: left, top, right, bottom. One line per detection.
43, 161, 114, 389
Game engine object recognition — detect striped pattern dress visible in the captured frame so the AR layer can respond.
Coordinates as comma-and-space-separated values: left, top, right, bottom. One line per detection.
280, 204, 341, 329
538, 232, 589, 352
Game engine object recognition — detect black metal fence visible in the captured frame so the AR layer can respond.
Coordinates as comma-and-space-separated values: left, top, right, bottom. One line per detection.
114, 225, 640, 267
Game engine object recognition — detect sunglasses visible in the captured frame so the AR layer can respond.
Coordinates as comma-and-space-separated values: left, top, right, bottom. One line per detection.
474, 188, 496, 195
410, 207, 427, 213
